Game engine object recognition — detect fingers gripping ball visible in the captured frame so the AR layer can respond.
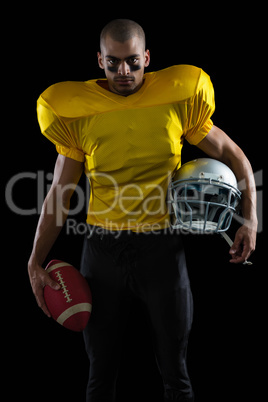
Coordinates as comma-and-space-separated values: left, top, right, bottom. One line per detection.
44, 260, 92, 332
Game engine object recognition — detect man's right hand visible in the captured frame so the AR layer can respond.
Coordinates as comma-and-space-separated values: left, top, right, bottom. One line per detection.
28, 262, 60, 317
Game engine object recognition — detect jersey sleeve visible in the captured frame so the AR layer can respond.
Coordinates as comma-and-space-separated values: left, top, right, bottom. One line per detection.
36, 96, 85, 162
184, 70, 215, 145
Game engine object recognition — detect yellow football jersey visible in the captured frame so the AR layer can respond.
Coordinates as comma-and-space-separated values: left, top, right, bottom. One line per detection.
37, 65, 215, 231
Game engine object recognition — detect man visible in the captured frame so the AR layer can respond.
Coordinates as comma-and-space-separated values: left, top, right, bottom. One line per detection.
28, 19, 257, 402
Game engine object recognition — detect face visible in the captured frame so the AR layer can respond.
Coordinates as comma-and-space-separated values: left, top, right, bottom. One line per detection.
97, 36, 150, 96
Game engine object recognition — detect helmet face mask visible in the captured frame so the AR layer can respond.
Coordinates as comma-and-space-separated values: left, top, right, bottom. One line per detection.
169, 158, 241, 233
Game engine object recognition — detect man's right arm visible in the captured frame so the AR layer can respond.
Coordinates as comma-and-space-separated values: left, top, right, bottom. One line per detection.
28, 154, 84, 317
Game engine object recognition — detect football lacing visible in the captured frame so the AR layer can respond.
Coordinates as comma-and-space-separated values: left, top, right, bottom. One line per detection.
55, 270, 73, 303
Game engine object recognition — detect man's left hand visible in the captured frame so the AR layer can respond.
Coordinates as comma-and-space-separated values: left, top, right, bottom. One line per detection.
229, 224, 257, 264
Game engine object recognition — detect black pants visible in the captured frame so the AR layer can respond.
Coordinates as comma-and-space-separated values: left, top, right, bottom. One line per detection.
81, 227, 194, 402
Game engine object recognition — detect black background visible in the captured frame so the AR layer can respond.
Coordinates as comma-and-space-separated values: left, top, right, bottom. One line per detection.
4, 5, 265, 401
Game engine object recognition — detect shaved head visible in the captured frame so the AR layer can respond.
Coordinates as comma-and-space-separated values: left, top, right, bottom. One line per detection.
100, 19, 146, 52
97, 19, 150, 96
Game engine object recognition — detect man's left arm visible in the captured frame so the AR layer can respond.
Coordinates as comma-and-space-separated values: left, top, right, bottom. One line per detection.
197, 125, 258, 263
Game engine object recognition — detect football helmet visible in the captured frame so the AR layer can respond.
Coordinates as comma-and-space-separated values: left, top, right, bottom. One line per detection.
169, 158, 241, 233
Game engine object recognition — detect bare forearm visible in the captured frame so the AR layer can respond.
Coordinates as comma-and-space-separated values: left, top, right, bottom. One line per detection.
225, 149, 257, 228
28, 189, 69, 267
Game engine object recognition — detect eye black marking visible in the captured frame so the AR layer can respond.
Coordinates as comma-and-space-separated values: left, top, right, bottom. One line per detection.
107, 65, 118, 73
129, 64, 141, 72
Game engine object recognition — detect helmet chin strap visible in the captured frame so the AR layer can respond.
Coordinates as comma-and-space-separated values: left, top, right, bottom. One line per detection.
220, 232, 253, 265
